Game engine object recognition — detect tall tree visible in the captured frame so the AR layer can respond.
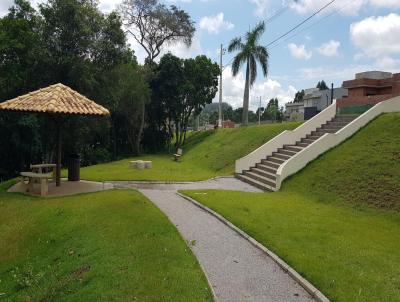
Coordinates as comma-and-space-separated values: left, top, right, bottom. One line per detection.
228, 21, 269, 126
149, 54, 185, 150
316, 80, 329, 90
293, 89, 305, 103
150, 54, 219, 148
119, 0, 195, 63
263, 98, 282, 121
178, 55, 219, 146
119, 0, 195, 153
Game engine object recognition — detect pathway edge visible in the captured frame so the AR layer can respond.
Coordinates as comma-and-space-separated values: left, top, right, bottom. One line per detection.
177, 192, 330, 302
139, 189, 218, 302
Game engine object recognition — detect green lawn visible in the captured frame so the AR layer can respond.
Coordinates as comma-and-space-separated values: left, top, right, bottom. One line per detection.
76, 122, 300, 182
182, 113, 400, 302
0, 181, 213, 302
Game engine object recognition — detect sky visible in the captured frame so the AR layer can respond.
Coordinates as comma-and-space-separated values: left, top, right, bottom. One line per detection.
1, 0, 400, 110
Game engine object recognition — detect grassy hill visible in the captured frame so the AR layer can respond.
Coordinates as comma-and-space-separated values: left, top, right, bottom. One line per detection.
78, 122, 300, 181
283, 112, 400, 209
0, 182, 213, 301
183, 112, 400, 302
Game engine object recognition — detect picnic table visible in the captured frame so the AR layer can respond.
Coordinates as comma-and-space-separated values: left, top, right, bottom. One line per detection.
30, 163, 56, 182
20, 171, 53, 196
19, 163, 56, 196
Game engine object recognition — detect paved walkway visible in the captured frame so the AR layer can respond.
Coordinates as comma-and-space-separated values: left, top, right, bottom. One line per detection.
114, 178, 315, 302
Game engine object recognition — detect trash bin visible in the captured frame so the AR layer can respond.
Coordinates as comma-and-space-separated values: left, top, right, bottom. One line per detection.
68, 154, 80, 181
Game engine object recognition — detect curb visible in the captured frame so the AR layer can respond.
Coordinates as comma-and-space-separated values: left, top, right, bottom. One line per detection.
177, 192, 330, 302
107, 176, 236, 186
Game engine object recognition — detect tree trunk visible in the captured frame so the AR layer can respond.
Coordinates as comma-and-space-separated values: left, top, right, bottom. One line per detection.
242, 59, 250, 126
111, 116, 117, 158
194, 114, 199, 131
55, 121, 62, 187
135, 101, 145, 155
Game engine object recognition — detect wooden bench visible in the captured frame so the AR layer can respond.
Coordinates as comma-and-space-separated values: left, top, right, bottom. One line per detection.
174, 148, 183, 161
20, 172, 52, 196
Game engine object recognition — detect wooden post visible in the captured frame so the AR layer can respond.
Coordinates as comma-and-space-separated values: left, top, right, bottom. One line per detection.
56, 121, 62, 186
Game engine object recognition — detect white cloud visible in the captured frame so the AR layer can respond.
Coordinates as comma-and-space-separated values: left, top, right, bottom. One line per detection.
318, 40, 340, 57
369, 0, 400, 9
0, 0, 13, 17
218, 66, 297, 110
98, 0, 120, 13
297, 59, 400, 82
374, 56, 400, 70
289, 0, 365, 17
289, 0, 400, 17
199, 13, 234, 34
128, 34, 203, 64
350, 13, 400, 58
249, 0, 270, 17
162, 36, 203, 59
288, 43, 312, 60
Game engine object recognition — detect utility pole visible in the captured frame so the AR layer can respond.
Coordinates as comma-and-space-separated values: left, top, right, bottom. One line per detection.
258, 96, 262, 125
218, 44, 226, 128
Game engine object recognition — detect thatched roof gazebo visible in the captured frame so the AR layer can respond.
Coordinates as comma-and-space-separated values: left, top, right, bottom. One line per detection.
0, 83, 110, 186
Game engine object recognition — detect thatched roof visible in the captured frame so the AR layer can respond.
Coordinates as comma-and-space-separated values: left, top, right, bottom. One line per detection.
0, 83, 109, 116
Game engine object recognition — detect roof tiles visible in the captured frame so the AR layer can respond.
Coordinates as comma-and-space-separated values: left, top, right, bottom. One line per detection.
0, 83, 109, 116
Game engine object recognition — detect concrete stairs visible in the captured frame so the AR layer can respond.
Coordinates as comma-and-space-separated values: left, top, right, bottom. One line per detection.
236, 115, 357, 191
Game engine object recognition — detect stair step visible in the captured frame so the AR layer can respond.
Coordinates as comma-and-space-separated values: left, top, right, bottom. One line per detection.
301, 138, 315, 144
273, 152, 291, 160
250, 167, 277, 180
236, 174, 274, 191
266, 156, 285, 164
306, 135, 322, 140
334, 114, 358, 120
321, 124, 342, 130
260, 160, 280, 169
316, 127, 337, 133
278, 148, 297, 156
244, 171, 277, 187
311, 131, 325, 136
326, 121, 349, 126
283, 145, 304, 152
256, 163, 277, 174
296, 142, 309, 147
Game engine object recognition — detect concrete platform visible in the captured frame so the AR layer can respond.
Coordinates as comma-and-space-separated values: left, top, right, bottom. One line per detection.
8, 179, 113, 197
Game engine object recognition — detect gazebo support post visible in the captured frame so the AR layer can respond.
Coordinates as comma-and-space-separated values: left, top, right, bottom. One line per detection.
56, 121, 62, 186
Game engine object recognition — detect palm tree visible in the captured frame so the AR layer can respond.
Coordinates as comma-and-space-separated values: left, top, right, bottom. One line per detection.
228, 21, 269, 126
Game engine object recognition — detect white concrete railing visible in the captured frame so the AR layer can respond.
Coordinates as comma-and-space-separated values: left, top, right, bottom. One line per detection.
235, 101, 337, 174
275, 96, 400, 190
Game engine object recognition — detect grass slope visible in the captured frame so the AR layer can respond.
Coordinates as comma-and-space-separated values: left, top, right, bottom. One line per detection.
0, 182, 213, 302
183, 113, 400, 302
77, 122, 300, 181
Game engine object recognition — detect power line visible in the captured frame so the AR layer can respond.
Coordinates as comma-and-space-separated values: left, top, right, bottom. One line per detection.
222, 0, 336, 69
269, 1, 351, 50
265, 6, 288, 24
266, 0, 336, 47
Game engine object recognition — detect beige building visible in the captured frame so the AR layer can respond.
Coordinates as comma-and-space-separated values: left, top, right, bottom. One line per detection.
285, 102, 304, 121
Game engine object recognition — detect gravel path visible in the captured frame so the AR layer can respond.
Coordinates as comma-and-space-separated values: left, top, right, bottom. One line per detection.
113, 178, 315, 302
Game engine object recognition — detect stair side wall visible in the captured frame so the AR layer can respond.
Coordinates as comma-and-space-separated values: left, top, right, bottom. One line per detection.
235, 101, 337, 174
275, 96, 400, 190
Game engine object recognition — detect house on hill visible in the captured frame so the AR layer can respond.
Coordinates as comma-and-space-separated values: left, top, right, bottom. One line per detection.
284, 102, 304, 121
285, 87, 348, 121
337, 71, 400, 114
303, 87, 348, 119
